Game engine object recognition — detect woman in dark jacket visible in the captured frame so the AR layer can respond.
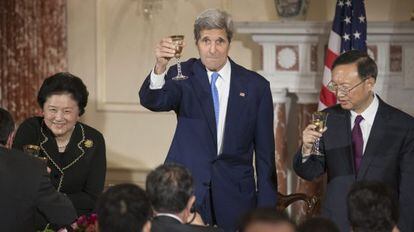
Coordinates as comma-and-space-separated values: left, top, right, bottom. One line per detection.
13, 72, 106, 227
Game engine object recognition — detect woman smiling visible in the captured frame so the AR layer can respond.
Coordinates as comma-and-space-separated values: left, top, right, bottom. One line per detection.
13, 72, 106, 229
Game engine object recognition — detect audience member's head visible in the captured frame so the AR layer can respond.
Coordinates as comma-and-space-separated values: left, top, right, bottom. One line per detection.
347, 181, 399, 232
239, 208, 295, 232
0, 107, 14, 148
96, 183, 152, 232
297, 217, 340, 232
146, 163, 195, 221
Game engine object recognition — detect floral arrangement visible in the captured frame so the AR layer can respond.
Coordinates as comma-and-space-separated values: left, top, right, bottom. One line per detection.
39, 214, 98, 232
72, 214, 98, 232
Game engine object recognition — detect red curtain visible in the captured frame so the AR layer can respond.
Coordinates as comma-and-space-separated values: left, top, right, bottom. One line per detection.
0, 0, 67, 124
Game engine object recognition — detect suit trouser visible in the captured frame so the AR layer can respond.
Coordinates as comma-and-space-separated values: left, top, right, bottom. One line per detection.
197, 184, 217, 227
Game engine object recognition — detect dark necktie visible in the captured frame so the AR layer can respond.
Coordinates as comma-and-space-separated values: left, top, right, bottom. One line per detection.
211, 72, 220, 127
352, 115, 364, 173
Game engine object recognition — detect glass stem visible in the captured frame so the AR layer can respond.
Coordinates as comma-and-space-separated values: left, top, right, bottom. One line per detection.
314, 138, 320, 154
176, 57, 182, 77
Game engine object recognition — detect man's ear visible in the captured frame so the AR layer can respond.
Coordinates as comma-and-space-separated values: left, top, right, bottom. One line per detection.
187, 195, 196, 212
142, 220, 151, 232
6, 131, 15, 149
367, 76, 376, 87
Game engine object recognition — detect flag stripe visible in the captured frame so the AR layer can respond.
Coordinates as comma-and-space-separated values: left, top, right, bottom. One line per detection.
325, 49, 339, 70
327, 31, 341, 55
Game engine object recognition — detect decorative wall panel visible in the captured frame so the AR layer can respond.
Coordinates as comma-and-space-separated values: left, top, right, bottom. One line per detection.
0, 0, 67, 124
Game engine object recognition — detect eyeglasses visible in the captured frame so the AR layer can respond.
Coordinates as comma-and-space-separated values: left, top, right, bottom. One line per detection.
327, 78, 368, 95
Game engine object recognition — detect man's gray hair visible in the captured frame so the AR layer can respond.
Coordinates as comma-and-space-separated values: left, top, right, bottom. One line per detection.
194, 8, 234, 43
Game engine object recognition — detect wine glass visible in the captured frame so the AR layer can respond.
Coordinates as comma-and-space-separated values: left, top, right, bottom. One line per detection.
170, 35, 188, 80
23, 144, 48, 164
311, 111, 328, 156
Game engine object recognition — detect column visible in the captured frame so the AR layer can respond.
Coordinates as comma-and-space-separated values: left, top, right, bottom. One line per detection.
293, 92, 323, 220
272, 89, 289, 194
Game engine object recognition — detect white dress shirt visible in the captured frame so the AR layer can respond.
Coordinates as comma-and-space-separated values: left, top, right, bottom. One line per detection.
148, 59, 232, 155
155, 213, 183, 223
207, 59, 231, 155
350, 94, 379, 154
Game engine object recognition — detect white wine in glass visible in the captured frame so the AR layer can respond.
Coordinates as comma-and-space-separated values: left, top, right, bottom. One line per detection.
170, 35, 188, 80
311, 111, 328, 156
23, 144, 48, 164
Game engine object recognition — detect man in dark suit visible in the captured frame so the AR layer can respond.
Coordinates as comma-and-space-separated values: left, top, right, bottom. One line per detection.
139, 8, 277, 231
0, 107, 77, 231
146, 164, 223, 232
293, 50, 414, 232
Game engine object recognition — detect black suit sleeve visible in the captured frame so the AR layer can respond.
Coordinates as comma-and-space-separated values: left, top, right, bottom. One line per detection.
12, 118, 40, 150
398, 127, 414, 232
35, 161, 77, 226
293, 145, 326, 181
67, 132, 106, 214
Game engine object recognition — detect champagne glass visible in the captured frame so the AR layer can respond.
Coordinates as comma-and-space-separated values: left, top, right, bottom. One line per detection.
170, 35, 188, 80
23, 144, 48, 164
311, 112, 328, 156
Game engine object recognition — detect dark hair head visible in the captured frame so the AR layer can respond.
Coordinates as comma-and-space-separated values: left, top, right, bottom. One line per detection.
297, 217, 340, 232
0, 108, 14, 145
239, 208, 296, 232
194, 8, 233, 43
146, 163, 194, 214
347, 181, 398, 232
37, 72, 89, 116
96, 183, 152, 232
332, 50, 378, 80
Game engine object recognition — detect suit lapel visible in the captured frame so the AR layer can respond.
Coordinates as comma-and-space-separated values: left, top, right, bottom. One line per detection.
357, 100, 388, 180
222, 60, 248, 153
190, 60, 217, 147
63, 123, 85, 168
39, 122, 60, 163
326, 108, 355, 172
39, 122, 85, 171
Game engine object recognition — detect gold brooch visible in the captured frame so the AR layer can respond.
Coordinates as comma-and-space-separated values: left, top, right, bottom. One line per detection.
84, 139, 93, 148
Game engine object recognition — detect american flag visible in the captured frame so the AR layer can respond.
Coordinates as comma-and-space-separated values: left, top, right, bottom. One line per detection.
318, 0, 367, 109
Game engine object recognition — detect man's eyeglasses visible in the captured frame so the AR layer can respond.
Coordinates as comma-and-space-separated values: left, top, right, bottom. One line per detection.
327, 78, 368, 95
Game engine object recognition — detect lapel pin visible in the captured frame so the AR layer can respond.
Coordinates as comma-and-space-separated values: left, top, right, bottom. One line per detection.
239, 92, 246, 97
84, 139, 93, 148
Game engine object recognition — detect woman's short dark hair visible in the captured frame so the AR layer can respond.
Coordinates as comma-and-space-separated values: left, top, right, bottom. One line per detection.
347, 181, 398, 232
96, 184, 152, 232
37, 72, 89, 116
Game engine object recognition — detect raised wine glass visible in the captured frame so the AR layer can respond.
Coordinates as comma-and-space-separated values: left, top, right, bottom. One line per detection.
311, 111, 328, 156
170, 35, 188, 80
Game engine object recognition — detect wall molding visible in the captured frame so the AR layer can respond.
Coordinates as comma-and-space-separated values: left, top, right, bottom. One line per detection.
105, 167, 151, 189
95, 0, 148, 112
